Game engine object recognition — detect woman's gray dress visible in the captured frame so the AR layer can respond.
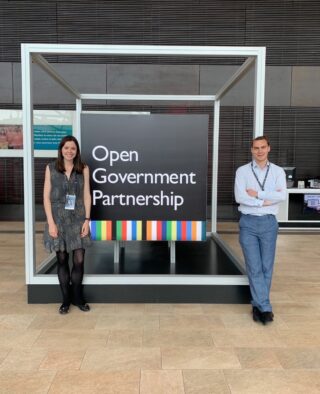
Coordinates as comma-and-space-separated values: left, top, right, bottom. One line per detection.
43, 162, 92, 253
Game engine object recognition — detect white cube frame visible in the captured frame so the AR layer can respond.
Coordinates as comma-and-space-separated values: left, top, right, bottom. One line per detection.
21, 44, 266, 286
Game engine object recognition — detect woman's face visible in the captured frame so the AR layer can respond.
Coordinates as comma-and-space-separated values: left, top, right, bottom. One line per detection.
61, 141, 77, 161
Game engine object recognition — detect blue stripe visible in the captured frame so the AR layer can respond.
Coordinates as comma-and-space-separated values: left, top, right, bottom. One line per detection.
162, 221, 166, 240
202, 221, 206, 240
177, 221, 182, 240
187, 221, 192, 240
91, 221, 97, 240
132, 220, 137, 241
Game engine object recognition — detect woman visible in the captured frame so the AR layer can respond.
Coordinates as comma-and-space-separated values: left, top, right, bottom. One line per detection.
43, 136, 92, 314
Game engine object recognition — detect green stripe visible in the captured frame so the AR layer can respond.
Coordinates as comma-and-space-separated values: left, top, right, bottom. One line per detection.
96, 221, 101, 240
166, 220, 171, 240
116, 221, 122, 240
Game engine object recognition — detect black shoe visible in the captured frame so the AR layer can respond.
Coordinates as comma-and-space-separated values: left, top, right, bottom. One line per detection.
252, 306, 262, 323
261, 311, 274, 325
59, 303, 70, 314
73, 303, 90, 312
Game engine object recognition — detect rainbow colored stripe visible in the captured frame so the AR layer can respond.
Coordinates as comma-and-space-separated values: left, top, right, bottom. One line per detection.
90, 220, 112, 241
90, 220, 206, 241
146, 220, 206, 241
116, 220, 143, 240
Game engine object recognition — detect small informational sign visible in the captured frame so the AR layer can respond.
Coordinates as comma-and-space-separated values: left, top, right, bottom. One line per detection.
81, 114, 208, 241
33, 125, 72, 150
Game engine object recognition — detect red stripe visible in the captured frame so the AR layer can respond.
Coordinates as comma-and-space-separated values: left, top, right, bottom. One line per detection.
122, 221, 127, 240
157, 220, 162, 240
182, 221, 187, 241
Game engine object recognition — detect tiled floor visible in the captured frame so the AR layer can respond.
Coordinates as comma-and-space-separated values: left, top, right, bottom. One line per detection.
0, 223, 320, 393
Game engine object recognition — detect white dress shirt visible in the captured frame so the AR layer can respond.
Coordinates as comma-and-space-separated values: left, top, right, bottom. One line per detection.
234, 160, 287, 216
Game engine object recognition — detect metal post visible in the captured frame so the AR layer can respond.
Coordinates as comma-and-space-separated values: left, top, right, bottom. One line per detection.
75, 99, 82, 144
211, 100, 220, 234
21, 45, 36, 283
114, 241, 120, 264
253, 48, 266, 137
169, 241, 176, 273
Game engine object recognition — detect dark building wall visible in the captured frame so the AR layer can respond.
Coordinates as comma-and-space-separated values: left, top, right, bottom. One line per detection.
0, 0, 320, 220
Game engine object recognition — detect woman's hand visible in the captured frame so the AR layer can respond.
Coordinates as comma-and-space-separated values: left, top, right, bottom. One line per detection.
81, 220, 90, 238
48, 222, 58, 238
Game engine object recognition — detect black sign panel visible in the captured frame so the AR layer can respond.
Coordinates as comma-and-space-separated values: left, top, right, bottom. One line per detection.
81, 114, 208, 221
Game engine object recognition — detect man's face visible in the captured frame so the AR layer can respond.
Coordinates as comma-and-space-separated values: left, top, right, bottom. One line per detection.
251, 139, 270, 164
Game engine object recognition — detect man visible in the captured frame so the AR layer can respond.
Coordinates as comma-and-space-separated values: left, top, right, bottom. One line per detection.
234, 136, 286, 325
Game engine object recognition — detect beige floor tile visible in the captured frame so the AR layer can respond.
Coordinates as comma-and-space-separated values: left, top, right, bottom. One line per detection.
160, 314, 224, 330
270, 291, 294, 302
161, 347, 241, 369
29, 313, 98, 330
114, 303, 146, 315
0, 347, 47, 371
39, 350, 86, 370
236, 347, 283, 369
280, 315, 320, 329
275, 348, 320, 369
34, 329, 109, 350
201, 304, 250, 315
96, 314, 159, 330
0, 291, 27, 303
143, 329, 213, 347
81, 347, 161, 370
107, 329, 143, 347
85, 303, 117, 314
0, 302, 59, 315
183, 370, 230, 394
212, 329, 283, 348
140, 370, 184, 394
144, 303, 175, 315
224, 370, 291, 394
0, 328, 41, 348
285, 370, 320, 393
0, 281, 24, 294
172, 304, 204, 314
0, 314, 35, 330
0, 348, 11, 364
48, 370, 140, 393
274, 329, 320, 347
272, 302, 320, 315
0, 371, 56, 393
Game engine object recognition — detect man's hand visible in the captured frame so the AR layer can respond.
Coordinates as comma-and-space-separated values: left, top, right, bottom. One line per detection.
246, 189, 258, 198
263, 200, 272, 206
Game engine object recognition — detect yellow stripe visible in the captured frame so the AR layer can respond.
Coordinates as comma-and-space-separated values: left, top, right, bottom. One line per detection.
137, 221, 142, 240
171, 221, 177, 241
101, 220, 106, 240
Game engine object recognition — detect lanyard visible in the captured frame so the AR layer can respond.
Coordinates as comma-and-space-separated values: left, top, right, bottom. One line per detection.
65, 172, 78, 195
251, 162, 270, 191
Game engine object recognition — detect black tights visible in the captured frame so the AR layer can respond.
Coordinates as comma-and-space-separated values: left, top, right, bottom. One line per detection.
56, 248, 85, 305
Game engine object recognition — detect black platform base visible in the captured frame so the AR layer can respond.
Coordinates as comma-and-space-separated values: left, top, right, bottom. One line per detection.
28, 284, 250, 304
28, 236, 250, 304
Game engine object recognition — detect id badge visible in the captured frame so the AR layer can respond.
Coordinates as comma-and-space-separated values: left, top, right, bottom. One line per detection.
65, 194, 76, 210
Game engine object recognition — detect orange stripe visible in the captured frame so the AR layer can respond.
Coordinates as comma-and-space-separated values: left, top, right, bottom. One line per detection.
147, 221, 152, 240
107, 220, 112, 240
192, 221, 197, 241
122, 221, 127, 240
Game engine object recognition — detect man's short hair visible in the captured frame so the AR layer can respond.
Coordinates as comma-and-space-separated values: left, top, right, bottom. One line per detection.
251, 135, 270, 147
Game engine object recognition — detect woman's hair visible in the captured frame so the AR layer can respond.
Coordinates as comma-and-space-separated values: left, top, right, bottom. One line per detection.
55, 135, 86, 173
